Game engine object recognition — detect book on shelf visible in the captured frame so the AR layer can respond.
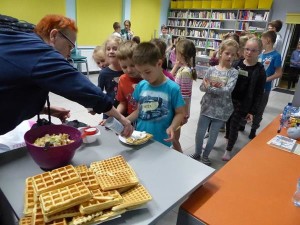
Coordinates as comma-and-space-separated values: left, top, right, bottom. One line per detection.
267, 135, 298, 153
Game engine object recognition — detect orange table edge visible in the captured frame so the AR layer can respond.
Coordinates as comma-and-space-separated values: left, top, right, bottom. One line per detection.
179, 116, 300, 225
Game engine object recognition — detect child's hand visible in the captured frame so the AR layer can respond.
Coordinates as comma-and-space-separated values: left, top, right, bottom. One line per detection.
99, 119, 107, 126
211, 82, 223, 88
203, 78, 210, 88
164, 127, 175, 143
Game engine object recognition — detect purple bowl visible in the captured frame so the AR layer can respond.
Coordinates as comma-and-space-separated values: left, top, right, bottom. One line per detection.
24, 124, 82, 170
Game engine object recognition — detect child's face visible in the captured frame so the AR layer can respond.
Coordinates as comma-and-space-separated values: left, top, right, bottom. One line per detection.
161, 28, 168, 35
220, 46, 237, 67
261, 36, 269, 49
95, 56, 108, 69
243, 41, 260, 61
119, 58, 141, 78
106, 40, 119, 64
135, 61, 163, 85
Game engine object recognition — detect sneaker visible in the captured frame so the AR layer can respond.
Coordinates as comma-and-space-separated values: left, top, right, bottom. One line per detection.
222, 150, 231, 161
201, 156, 211, 165
189, 153, 201, 160
249, 129, 256, 139
239, 125, 245, 131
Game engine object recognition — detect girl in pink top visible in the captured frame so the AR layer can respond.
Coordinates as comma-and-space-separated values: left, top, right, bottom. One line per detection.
171, 39, 197, 152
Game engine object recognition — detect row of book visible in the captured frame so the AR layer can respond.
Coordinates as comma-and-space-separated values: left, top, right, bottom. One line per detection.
188, 20, 209, 28
168, 20, 186, 27
188, 11, 211, 19
238, 11, 269, 21
188, 29, 208, 38
211, 12, 236, 20
209, 31, 226, 39
169, 11, 188, 18
168, 28, 187, 36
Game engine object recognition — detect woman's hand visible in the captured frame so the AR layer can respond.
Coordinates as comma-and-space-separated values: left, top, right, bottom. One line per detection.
44, 106, 70, 122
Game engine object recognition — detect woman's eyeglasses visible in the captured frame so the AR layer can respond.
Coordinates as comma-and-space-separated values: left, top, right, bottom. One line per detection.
58, 30, 75, 50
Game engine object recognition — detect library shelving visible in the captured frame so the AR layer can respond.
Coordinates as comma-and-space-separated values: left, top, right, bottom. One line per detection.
167, 8, 270, 57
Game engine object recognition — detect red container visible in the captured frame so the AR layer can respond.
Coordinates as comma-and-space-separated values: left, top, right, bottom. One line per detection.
24, 124, 82, 170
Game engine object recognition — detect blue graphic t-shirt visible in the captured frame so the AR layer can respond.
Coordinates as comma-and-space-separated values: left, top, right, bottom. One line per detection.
258, 50, 282, 91
133, 79, 185, 146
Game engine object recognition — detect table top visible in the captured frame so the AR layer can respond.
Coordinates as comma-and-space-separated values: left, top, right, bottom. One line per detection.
0, 126, 214, 225
181, 116, 300, 225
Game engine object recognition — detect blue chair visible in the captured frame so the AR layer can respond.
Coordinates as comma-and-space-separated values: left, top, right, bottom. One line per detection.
69, 48, 89, 78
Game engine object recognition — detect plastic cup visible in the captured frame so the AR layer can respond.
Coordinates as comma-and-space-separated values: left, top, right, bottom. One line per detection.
105, 117, 124, 134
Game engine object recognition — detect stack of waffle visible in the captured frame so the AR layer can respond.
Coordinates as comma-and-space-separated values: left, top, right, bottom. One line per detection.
20, 155, 152, 225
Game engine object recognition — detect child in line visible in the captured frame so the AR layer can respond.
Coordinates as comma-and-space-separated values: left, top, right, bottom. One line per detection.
98, 36, 124, 124
171, 39, 197, 152
224, 37, 266, 161
159, 24, 173, 54
112, 22, 121, 38
150, 38, 175, 81
127, 42, 185, 147
190, 39, 239, 165
116, 40, 143, 117
268, 20, 283, 53
92, 46, 109, 69
248, 30, 282, 139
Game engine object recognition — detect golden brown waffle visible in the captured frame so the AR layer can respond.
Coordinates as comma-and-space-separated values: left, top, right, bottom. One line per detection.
32, 204, 67, 225
75, 164, 89, 173
126, 133, 153, 145
78, 171, 100, 190
90, 155, 129, 173
97, 168, 139, 191
112, 184, 152, 211
69, 209, 126, 225
43, 205, 81, 223
32, 165, 81, 195
90, 155, 139, 191
79, 189, 123, 215
23, 177, 36, 216
39, 182, 92, 216
19, 216, 32, 225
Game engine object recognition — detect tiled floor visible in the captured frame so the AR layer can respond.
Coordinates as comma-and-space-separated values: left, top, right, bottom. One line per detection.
47, 73, 293, 225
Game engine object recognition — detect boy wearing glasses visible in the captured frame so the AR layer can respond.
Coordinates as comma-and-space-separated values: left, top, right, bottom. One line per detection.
249, 31, 282, 139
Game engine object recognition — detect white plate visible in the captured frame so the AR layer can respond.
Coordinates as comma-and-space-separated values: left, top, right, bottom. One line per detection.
118, 132, 150, 146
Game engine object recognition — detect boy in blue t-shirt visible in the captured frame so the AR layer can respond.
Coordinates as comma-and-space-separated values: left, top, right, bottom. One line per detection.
127, 42, 185, 147
249, 31, 282, 139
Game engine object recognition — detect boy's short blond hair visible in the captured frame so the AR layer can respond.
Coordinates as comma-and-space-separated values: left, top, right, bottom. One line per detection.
116, 40, 137, 60
132, 42, 161, 66
92, 45, 105, 61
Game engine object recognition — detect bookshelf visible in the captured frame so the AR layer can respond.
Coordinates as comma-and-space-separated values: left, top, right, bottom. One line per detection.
167, 8, 270, 56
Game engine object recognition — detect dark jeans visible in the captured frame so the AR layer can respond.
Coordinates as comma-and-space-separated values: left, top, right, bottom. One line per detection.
226, 108, 247, 151
251, 91, 270, 130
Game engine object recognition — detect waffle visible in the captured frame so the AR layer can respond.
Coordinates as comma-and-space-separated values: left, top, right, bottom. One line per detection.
39, 182, 92, 216
90, 155, 139, 191
19, 216, 32, 225
31, 204, 67, 225
79, 189, 123, 215
43, 205, 81, 223
75, 164, 89, 173
23, 177, 36, 216
69, 209, 126, 225
90, 155, 129, 173
112, 184, 152, 211
32, 165, 80, 195
78, 171, 100, 190
126, 132, 153, 145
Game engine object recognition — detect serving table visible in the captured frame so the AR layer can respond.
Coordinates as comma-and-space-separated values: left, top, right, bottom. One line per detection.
0, 126, 214, 225
177, 116, 300, 225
